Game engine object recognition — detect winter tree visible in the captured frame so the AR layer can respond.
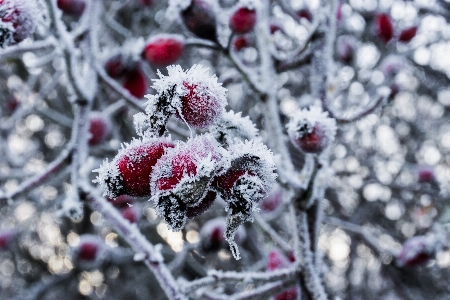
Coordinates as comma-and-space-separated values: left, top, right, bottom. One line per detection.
0, 0, 449, 299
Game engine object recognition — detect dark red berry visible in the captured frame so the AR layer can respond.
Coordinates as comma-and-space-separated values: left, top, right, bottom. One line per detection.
57, 0, 86, 16
397, 236, 434, 267
297, 124, 329, 153
260, 188, 283, 213
107, 195, 134, 209
105, 54, 128, 79
296, 8, 313, 22
336, 36, 356, 63
398, 26, 417, 43
123, 68, 148, 99
78, 242, 98, 261
0, 230, 16, 250
181, 0, 217, 42
267, 249, 289, 270
418, 166, 435, 183
229, 7, 257, 34
88, 112, 111, 146
143, 35, 184, 66
121, 206, 140, 223
6, 97, 19, 112
138, 0, 153, 7
233, 36, 249, 51
270, 21, 283, 34
376, 13, 394, 43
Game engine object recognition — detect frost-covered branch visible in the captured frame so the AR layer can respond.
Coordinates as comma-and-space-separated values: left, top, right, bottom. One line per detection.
0, 37, 55, 61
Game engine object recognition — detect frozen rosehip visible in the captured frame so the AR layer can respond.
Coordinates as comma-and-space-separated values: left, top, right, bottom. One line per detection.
397, 236, 434, 267
0, 229, 16, 250
229, 7, 257, 34
104, 54, 129, 79
181, 0, 217, 42
88, 112, 111, 146
57, 0, 86, 16
417, 165, 435, 183
376, 13, 394, 43
233, 36, 249, 51
398, 26, 417, 43
0, 1, 36, 47
121, 206, 141, 223
336, 35, 357, 64
94, 138, 175, 198
186, 190, 216, 218
152, 135, 221, 206
287, 106, 337, 154
107, 195, 134, 209
123, 68, 148, 99
296, 8, 313, 22
150, 65, 227, 129
143, 34, 185, 66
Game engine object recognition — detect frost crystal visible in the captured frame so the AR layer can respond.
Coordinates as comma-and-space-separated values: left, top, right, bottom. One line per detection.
210, 110, 258, 145
0, 0, 38, 47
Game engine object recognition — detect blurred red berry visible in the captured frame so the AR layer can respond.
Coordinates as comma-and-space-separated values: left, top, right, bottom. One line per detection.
88, 112, 111, 146
104, 54, 128, 79
336, 35, 357, 64
123, 68, 148, 99
270, 21, 283, 34
233, 36, 249, 51
397, 236, 434, 267
78, 242, 98, 261
6, 97, 19, 112
376, 13, 394, 43
107, 195, 134, 209
143, 35, 184, 66
296, 8, 313, 22
398, 26, 417, 43
260, 188, 283, 214
0, 230, 16, 250
138, 0, 153, 7
121, 206, 140, 223
57, 0, 86, 16
229, 7, 257, 34
267, 249, 299, 300
181, 0, 217, 42
418, 166, 435, 183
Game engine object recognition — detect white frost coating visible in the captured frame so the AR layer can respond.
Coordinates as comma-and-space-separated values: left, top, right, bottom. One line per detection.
237, 0, 260, 10
397, 235, 436, 267
92, 157, 123, 198
379, 54, 407, 77
122, 37, 146, 62
210, 110, 259, 144
166, 0, 191, 20
133, 252, 146, 261
287, 105, 337, 145
145, 33, 185, 45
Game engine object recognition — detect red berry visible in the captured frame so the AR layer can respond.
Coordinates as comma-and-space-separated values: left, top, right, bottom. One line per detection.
229, 7, 257, 34
181, 0, 217, 42
267, 249, 289, 270
336, 36, 357, 64
398, 26, 417, 43
0, 1, 36, 47
6, 97, 19, 112
121, 206, 140, 223
376, 13, 394, 43
123, 68, 148, 99
260, 187, 283, 214
270, 21, 283, 34
95, 138, 175, 198
233, 36, 249, 51
88, 112, 111, 146
418, 166, 435, 183
143, 35, 184, 66
397, 236, 434, 267
107, 195, 134, 209
296, 124, 329, 153
138, 0, 153, 7
186, 190, 217, 218
177, 80, 224, 129
0, 230, 16, 250
104, 54, 128, 79
296, 8, 313, 22
200, 217, 245, 251
78, 242, 98, 261
57, 0, 86, 16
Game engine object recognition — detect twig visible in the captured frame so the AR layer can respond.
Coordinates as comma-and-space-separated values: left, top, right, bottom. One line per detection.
254, 215, 292, 253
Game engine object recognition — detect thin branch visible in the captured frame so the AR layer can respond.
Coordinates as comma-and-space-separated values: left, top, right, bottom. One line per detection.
0, 38, 55, 61
254, 215, 292, 253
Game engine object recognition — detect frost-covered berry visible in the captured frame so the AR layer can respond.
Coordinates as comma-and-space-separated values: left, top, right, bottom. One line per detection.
88, 112, 111, 146
57, 0, 86, 16
417, 165, 435, 183
123, 68, 148, 99
94, 138, 175, 198
229, 7, 257, 34
0, 229, 16, 250
259, 187, 283, 216
143, 34, 185, 66
267, 249, 299, 300
287, 106, 337, 154
0, 1, 37, 47
200, 217, 246, 252
336, 35, 357, 64
107, 195, 134, 209
181, 0, 217, 42
296, 8, 313, 22
233, 36, 249, 51
186, 190, 216, 218
376, 13, 394, 43
74, 235, 105, 269
142, 65, 227, 130
121, 206, 140, 223
398, 26, 417, 43
397, 236, 434, 267
210, 110, 258, 146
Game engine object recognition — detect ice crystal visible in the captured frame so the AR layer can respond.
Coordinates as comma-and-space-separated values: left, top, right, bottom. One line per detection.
210, 110, 258, 145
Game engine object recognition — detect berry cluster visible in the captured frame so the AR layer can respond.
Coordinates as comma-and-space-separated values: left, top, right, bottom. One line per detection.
267, 249, 299, 300
375, 13, 417, 44
95, 65, 276, 259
